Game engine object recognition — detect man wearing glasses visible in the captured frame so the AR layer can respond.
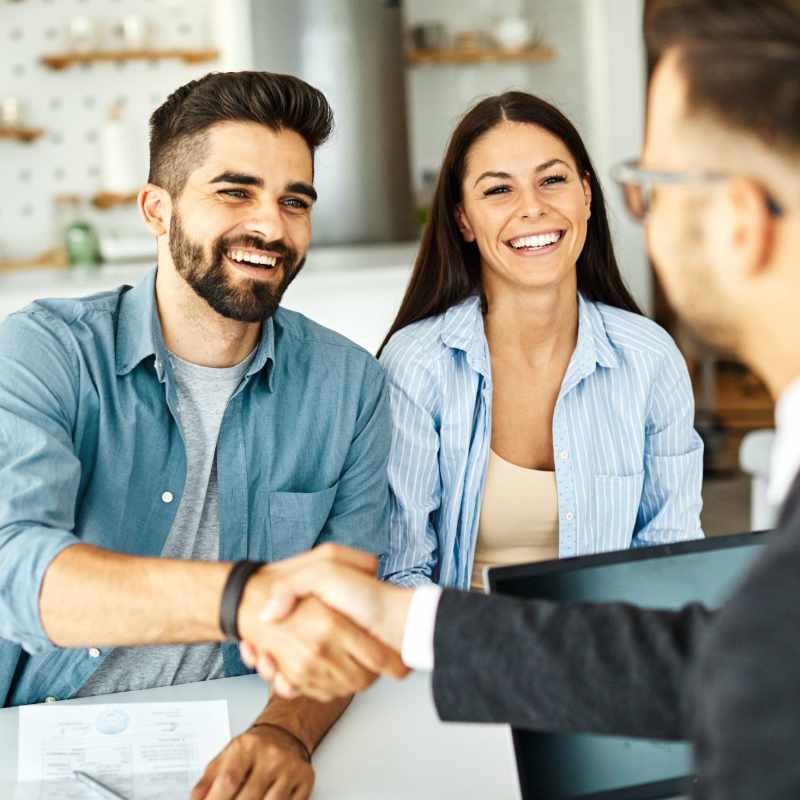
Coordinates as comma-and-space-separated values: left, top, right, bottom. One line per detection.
245, 1, 800, 797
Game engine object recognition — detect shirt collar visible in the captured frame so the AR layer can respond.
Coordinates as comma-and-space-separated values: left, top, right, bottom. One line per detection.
439, 292, 620, 382
440, 295, 490, 378
115, 266, 276, 389
556, 294, 619, 399
576, 293, 620, 369
246, 314, 276, 390
115, 267, 164, 377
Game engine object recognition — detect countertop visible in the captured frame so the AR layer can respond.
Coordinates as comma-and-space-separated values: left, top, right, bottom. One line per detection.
0, 241, 419, 354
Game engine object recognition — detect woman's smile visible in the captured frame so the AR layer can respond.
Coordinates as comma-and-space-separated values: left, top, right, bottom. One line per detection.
505, 229, 566, 257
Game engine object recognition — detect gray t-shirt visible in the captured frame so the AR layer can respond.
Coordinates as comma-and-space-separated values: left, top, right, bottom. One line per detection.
74, 349, 255, 698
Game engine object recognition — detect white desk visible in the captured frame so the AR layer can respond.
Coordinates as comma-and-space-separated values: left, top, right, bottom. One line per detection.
0, 672, 521, 799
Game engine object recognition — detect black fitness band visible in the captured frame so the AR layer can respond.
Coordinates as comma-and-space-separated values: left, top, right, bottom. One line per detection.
219, 560, 265, 641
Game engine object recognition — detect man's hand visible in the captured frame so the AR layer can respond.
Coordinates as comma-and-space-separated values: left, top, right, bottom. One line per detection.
191, 723, 313, 800
238, 544, 382, 632
241, 561, 415, 693
248, 596, 400, 703
236, 544, 407, 700
263, 562, 415, 651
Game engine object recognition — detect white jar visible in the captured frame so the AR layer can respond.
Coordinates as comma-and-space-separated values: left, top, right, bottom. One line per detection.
493, 16, 532, 50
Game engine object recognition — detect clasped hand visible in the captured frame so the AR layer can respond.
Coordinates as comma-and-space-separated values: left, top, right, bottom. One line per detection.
237, 545, 413, 702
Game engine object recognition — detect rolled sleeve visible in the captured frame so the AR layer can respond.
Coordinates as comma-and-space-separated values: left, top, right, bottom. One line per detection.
0, 310, 83, 653
635, 341, 704, 545
378, 339, 442, 587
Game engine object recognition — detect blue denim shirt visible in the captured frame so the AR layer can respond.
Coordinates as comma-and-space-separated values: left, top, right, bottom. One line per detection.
0, 267, 390, 706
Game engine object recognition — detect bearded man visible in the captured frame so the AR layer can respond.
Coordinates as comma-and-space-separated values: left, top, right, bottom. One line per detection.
0, 71, 406, 800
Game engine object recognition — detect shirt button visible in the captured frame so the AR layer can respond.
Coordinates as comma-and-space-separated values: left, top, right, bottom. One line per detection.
564, 512, 574, 522
45, 696, 56, 704
88, 647, 101, 658
560, 451, 569, 461
161, 491, 174, 504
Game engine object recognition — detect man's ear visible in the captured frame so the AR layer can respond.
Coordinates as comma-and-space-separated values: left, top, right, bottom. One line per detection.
455, 205, 476, 242
724, 176, 776, 279
138, 184, 172, 237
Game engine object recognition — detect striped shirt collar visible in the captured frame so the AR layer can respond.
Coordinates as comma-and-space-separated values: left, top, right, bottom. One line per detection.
440, 292, 620, 384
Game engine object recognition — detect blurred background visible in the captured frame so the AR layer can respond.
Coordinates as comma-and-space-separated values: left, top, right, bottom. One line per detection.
0, 0, 774, 536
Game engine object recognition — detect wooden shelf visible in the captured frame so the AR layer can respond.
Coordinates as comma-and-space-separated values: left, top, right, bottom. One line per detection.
0, 127, 45, 143
406, 45, 555, 65
91, 191, 138, 210
40, 48, 218, 70
0, 248, 67, 273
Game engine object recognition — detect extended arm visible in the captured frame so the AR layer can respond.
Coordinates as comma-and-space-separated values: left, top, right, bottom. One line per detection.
432, 589, 711, 739
259, 559, 716, 740
40, 543, 231, 647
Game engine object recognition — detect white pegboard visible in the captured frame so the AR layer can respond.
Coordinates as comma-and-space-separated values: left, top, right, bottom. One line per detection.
0, 0, 216, 260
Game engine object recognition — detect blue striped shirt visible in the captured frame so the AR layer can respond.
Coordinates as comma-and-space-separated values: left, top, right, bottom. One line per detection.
379, 293, 704, 589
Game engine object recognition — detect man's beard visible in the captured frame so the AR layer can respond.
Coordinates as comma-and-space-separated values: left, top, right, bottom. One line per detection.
168, 211, 305, 323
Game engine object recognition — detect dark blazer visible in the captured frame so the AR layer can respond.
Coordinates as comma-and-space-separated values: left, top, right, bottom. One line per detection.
432, 473, 800, 797
690, 474, 800, 800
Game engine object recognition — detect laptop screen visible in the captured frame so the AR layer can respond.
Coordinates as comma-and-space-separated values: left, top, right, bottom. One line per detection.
487, 531, 773, 800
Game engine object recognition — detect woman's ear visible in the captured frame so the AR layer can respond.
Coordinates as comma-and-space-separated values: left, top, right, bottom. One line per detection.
582, 174, 592, 220
455, 205, 476, 242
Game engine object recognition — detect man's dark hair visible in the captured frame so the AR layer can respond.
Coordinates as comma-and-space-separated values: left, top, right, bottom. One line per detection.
645, 0, 800, 153
148, 71, 334, 196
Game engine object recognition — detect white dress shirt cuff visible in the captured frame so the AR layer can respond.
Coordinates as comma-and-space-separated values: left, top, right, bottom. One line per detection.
400, 584, 443, 671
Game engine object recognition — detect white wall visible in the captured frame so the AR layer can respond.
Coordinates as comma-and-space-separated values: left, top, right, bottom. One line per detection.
581, 0, 650, 313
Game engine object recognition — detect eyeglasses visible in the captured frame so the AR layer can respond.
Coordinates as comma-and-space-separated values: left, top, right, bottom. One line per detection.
610, 159, 783, 223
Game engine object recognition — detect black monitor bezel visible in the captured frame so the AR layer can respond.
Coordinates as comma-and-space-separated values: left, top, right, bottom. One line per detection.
487, 529, 775, 800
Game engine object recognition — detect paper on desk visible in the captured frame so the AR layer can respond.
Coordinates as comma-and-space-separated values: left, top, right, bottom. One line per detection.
15, 700, 230, 800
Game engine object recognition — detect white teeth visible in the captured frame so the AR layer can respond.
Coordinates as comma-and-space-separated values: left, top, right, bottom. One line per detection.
510, 231, 562, 249
227, 250, 278, 267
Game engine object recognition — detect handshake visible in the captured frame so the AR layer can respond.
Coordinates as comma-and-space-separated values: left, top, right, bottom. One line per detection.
235, 546, 415, 702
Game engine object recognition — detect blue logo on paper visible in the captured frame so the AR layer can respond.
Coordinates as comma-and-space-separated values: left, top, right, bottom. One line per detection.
95, 708, 130, 735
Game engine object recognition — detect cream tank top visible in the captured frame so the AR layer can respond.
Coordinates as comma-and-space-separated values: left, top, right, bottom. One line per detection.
470, 449, 560, 591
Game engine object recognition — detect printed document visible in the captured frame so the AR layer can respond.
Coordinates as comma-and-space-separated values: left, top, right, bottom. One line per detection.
15, 700, 230, 799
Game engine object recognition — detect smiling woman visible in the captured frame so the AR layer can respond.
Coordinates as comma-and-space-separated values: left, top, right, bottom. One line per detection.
378, 92, 704, 591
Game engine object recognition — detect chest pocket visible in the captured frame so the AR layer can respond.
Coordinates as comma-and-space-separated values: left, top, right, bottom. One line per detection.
268, 484, 338, 562
593, 472, 645, 553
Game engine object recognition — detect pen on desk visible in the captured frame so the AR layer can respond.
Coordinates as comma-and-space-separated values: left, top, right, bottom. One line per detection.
73, 770, 128, 800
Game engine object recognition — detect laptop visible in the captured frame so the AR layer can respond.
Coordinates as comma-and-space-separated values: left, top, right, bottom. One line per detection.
486, 530, 774, 800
